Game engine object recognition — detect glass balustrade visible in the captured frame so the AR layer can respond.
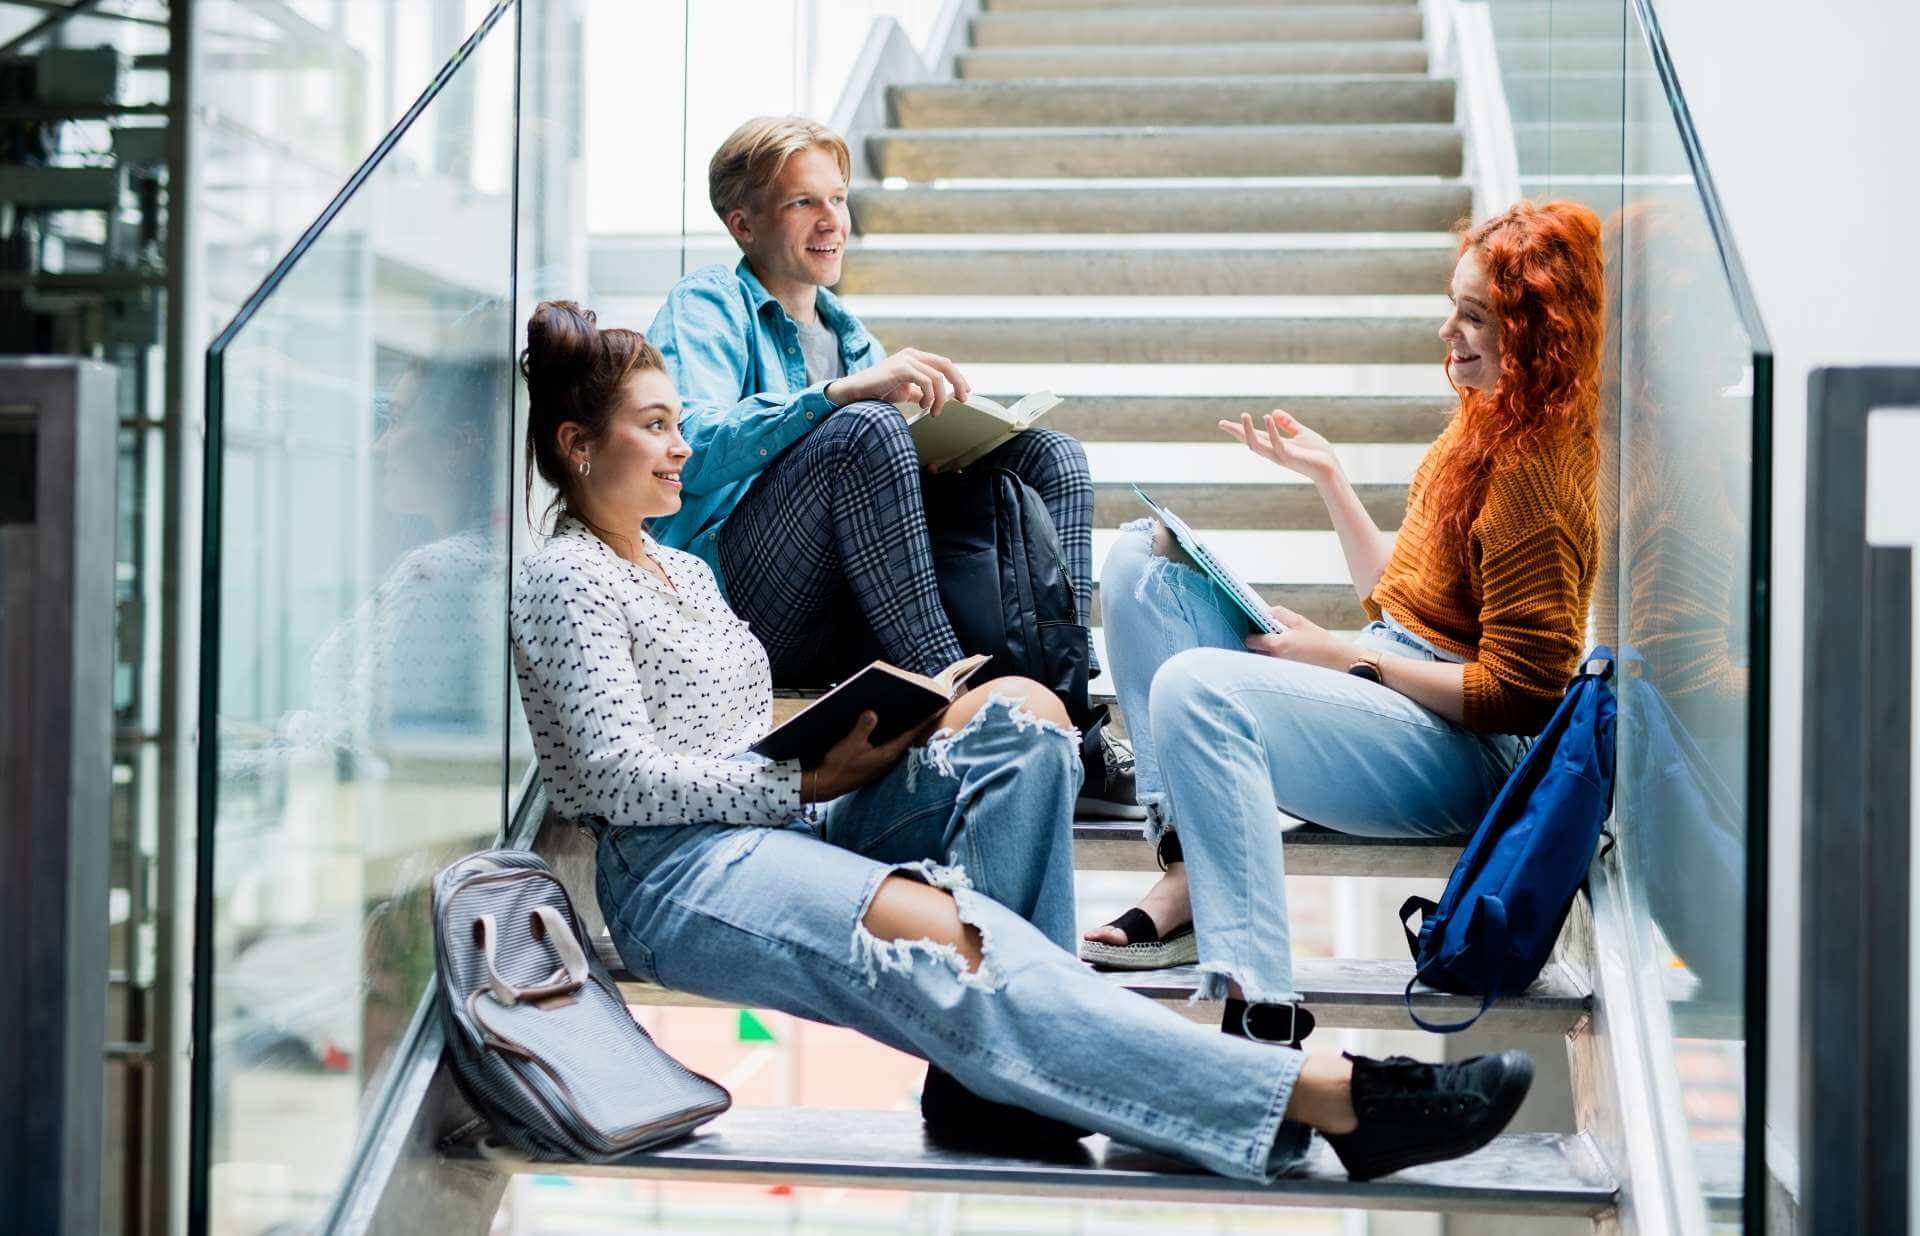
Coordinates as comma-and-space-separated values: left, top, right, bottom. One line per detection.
1486, 2, 1772, 1229
195, 6, 520, 1230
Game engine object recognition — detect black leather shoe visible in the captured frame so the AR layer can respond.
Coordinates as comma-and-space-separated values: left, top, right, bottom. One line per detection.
921, 1064, 1091, 1149
1076, 722, 1143, 820
1324, 1050, 1534, 1181
1221, 997, 1315, 1048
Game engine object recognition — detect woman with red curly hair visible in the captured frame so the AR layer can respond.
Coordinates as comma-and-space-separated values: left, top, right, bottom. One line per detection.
1085, 200, 1605, 1051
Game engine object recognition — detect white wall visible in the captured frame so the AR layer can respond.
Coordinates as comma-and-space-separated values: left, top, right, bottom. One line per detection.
1649, 0, 1920, 1201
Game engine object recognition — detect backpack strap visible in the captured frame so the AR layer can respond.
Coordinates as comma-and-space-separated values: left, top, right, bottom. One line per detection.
1398, 895, 1439, 962
1403, 974, 1497, 1034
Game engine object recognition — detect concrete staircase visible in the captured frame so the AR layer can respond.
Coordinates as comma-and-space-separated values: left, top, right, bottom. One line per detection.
356, 1, 1660, 1228
492, 0, 1620, 1223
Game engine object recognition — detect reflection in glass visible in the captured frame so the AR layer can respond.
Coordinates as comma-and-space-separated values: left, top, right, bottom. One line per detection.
203, 14, 515, 1230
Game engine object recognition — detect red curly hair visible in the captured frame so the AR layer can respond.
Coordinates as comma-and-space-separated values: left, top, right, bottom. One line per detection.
1425, 200, 1606, 566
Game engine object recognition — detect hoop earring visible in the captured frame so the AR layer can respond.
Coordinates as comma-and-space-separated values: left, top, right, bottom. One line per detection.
577, 458, 591, 478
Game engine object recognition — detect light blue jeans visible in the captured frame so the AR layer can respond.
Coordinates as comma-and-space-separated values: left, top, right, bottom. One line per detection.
1101, 520, 1529, 1003
593, 695, 1311, 1181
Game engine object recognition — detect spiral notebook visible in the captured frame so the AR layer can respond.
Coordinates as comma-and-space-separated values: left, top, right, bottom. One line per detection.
1133, 485, 1285, 636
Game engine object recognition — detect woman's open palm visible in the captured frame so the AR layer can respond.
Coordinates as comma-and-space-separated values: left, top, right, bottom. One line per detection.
1219, 411, 1338, 484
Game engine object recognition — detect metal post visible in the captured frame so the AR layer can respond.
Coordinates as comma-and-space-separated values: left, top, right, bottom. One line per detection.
0, 357, 118, 1236
1801, 365, 1920, 1235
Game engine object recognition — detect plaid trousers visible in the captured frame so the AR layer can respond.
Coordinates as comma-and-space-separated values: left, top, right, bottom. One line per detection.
718, 400, 1094, 686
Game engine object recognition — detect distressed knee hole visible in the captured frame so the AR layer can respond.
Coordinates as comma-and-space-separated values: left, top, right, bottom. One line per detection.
849, 866, 1003, 991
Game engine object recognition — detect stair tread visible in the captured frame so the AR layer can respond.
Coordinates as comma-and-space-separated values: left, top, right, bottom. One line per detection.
891, 75, 1454, 126
848, 231, 1460, 251
959, 38, 1430, 56
1074, 819, 1463, 877
842, 293, 1450, 317
864, 174, 1470, 189
1087, 442, 1426, 485
463, 1106, 1617, 1214
1092, 527, 1354, 583
601, 933, 1589, 1031
959, 361, 1453, 397
874, 122, 1461, 138
900, 73, 1446, 91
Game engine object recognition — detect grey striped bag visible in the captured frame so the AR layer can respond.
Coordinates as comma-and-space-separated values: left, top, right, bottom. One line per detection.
432, 848, 730, 1161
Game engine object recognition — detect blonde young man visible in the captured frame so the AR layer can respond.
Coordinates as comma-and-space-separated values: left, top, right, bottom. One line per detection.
646, 115, 1135, 817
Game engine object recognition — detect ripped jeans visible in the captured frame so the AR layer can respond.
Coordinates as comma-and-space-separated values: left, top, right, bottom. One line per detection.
595, 695, 1311, 1181
1100, 520, 1529, 1003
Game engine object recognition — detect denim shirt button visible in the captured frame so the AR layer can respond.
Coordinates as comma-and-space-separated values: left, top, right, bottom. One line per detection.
787, 345, 797, 354
759, 448, 768, 456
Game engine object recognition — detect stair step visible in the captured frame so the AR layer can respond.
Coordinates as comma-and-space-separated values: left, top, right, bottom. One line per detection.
850, 179, 1471, 234
603, 934, 1590, 1033
1091, 581, 1364, 629
1032, 393, 1452, 442
841, 232, 1457, 295
870, 124, 1463, 179
850, 293, 1447, 364
1087, 442, 1421, 529
973, 6, 1424, 48
986, 0, 1420, 10
890, 76, 1456, 128
958, 41, 1429, 79
463, 1107, 1618, 1216
1076, 818, 1459, 876
1091, 525, 1353, 583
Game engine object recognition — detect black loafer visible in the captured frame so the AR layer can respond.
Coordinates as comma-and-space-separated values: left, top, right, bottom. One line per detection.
1324, 1050, 1535, 1181
921, 1064, 1091, 1149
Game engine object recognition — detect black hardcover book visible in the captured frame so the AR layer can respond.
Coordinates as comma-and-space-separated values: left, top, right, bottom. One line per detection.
752, 654, 992, 766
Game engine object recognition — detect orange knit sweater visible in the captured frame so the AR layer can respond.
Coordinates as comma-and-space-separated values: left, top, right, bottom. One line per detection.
1366, 419, 1599, 735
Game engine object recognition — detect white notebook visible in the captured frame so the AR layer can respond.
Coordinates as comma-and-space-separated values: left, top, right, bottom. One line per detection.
1134, 485, 1286, 636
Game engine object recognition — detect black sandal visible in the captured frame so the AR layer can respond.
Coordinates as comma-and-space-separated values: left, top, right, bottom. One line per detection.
1079, 906, 1198, 971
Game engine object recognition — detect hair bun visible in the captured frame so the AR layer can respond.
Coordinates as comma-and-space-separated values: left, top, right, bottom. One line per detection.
521, 299, 599, 384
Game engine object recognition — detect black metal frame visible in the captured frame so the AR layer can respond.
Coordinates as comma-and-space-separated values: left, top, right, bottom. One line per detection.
0, 359, 117, 1236
188, 5, 520, 1232
1801, 366, 1920, 1235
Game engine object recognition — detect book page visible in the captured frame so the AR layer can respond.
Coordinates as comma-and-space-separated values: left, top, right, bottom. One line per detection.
931, 653, 993, 697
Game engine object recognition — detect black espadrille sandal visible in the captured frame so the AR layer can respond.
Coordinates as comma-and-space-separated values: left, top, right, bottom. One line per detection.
1078, 907, 1198, 971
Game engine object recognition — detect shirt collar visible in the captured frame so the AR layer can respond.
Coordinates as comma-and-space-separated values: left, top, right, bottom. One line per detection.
554, 514, 659, 559
734, 258, 860, 342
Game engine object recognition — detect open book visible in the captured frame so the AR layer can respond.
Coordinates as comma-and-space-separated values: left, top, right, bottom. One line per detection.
1134, 485, 1287, 636
752, 653, 993, 766
898, 391, 1062, 471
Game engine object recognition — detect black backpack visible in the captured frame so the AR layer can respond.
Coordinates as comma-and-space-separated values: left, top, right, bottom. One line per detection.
919, 466, 1100, 737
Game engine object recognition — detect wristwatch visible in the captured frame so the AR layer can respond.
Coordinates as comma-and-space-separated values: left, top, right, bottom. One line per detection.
1347, 650, 1384, 684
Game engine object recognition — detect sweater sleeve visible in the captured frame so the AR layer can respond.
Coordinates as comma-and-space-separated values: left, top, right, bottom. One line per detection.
511, 563, 802, 826
1460, 464, 1592, 734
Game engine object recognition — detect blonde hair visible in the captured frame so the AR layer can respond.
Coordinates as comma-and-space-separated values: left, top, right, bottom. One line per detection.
708, 115, 852, 231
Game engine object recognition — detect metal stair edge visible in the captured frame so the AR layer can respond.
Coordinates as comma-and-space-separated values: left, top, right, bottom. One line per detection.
449, 1106, 1619, 1217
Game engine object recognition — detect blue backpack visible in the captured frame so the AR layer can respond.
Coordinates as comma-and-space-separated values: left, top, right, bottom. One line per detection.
1399, 648, 1618, 1031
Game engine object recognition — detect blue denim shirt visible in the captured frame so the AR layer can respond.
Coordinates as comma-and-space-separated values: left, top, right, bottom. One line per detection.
646, 259, 883, 587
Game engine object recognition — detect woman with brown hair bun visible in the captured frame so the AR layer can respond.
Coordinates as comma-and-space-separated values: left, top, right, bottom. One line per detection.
508, 298, 1535, 1184
1091, 201, 1607, 1055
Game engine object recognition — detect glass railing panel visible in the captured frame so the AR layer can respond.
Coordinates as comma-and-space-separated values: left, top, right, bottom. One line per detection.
1608, 11, 1760, 1224
196, 4, 519, 1230
1488, 0, 1628, 221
